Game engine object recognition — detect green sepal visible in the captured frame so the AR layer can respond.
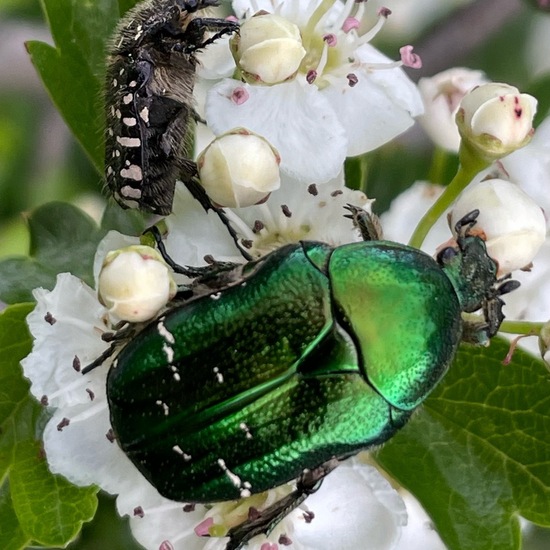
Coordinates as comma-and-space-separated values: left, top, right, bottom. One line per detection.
0, 304, 98, 549
377, 338, 550, 550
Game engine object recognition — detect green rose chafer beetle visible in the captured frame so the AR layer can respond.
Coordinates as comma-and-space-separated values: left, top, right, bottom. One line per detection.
89, 208, 517, 549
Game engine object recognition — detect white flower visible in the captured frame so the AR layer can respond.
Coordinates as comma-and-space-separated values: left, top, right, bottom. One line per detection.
98, 245, 177, 322
206, 0, 423, 184
456, 82, 537, 160
500, 116, 550, 218
166, 173, 373, 265
197, 128, 281, 208
449, 178, 546, 276
417, 67, 489, 152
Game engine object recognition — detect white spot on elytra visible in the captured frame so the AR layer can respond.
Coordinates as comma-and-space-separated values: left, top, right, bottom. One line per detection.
115, 109, 122, 119
239, 422, 253, 439
120, 165, 143, 181
173, 445, 192, 461
170, 365, 180, 382
123, 117, 137, 127
156, 400, 170, 416
115, 150, 121, 157
123, 93, 133, 104
139, 106, 149, 123
213, 367, 224, 383
116, 136, 141, 147
112, 78, 118, 87
163, 343, 174, 363
120, 185, 142, 199
129, 80, 137, 88
107, 166, 114, 176
119, 68, 125, 76
210, 292, 222, 300
157, 319, 175, 344
108, 128, 114, 136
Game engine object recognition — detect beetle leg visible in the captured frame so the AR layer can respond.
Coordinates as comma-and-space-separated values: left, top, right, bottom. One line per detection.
225, 459, 340, 550
343, 204, 383, 241
81, 324, 136, 374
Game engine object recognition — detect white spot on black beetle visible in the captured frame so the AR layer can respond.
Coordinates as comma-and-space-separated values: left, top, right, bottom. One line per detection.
122, 93, 133, 104
163, 343, 174, 363
210, 292, 222, 301
116, 136, 141, 147
139, 106, 149, 123
120, 185, 142, 199
120, 165, 143, 181
123, 116, 137, 127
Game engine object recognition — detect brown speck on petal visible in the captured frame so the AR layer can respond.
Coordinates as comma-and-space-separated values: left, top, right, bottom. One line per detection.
86, 388, 95, 401
331, 190, 344, 197
242, 239, 253, 249
279, 534, 293, 546
40, 395, 49, 406
347, 73, 358, 87
253, 220, 265, 233
303, 510, 315, 523
134, 506, 145, 518
281, 204, 292, 218
73, 356, 81, 372
248, 506, 261, 521
57, 417, 70, 431
44, 312, 56, 325
306, 69, 317, 84
183, 503, 196, 513
308, 184, 318, 196
106, 429, 116, 442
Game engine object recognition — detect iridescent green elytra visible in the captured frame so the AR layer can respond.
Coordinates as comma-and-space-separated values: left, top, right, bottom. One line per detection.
105, 210, 514, 547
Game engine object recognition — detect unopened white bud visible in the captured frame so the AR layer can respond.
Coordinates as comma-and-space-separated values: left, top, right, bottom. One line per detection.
197, 129, 281, 208
231, 13, 306, 85
98, 245, 177, 322
456, 83, 537, 160
418, 68, 488, 152
450, 178, 546, 276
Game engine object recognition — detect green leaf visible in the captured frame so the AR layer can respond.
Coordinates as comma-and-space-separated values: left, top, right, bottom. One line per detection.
0, 304, 98, 549
0, 202, 105, 304
26, 0, 121, 170
377, 339, 550, 550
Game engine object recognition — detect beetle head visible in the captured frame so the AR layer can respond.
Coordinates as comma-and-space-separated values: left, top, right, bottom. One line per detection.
437, 210, 519, 339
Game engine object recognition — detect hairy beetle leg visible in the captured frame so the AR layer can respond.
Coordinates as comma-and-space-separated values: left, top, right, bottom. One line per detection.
81, 324, 136, 374
175, 18, 240, 54
225, 459, 340, 550
343, 205, 383, 241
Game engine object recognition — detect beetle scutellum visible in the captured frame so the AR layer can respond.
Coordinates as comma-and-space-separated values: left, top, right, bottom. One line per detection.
85, 209, 518, 550
104, 0, 238, 216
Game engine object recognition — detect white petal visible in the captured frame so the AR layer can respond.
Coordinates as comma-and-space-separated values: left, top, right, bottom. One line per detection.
324, 45, 423, 156
206, 79, 347, 183
165, 183, 241, 265
21, 273, 110, 408
292, 457, 407, 549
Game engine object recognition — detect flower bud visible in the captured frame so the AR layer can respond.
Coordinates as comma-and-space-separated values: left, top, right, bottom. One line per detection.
197, 129, 281, 208
456, 83, 537, 160
98, 245, 177, 322
230, 13, 306, 85
417, 68, 488, 152
450, 178, 546, 276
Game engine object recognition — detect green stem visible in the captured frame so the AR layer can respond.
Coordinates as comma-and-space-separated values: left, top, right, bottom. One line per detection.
499, 320, 544, 336
408, 142, 490, 249
427, 147, 452, 185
